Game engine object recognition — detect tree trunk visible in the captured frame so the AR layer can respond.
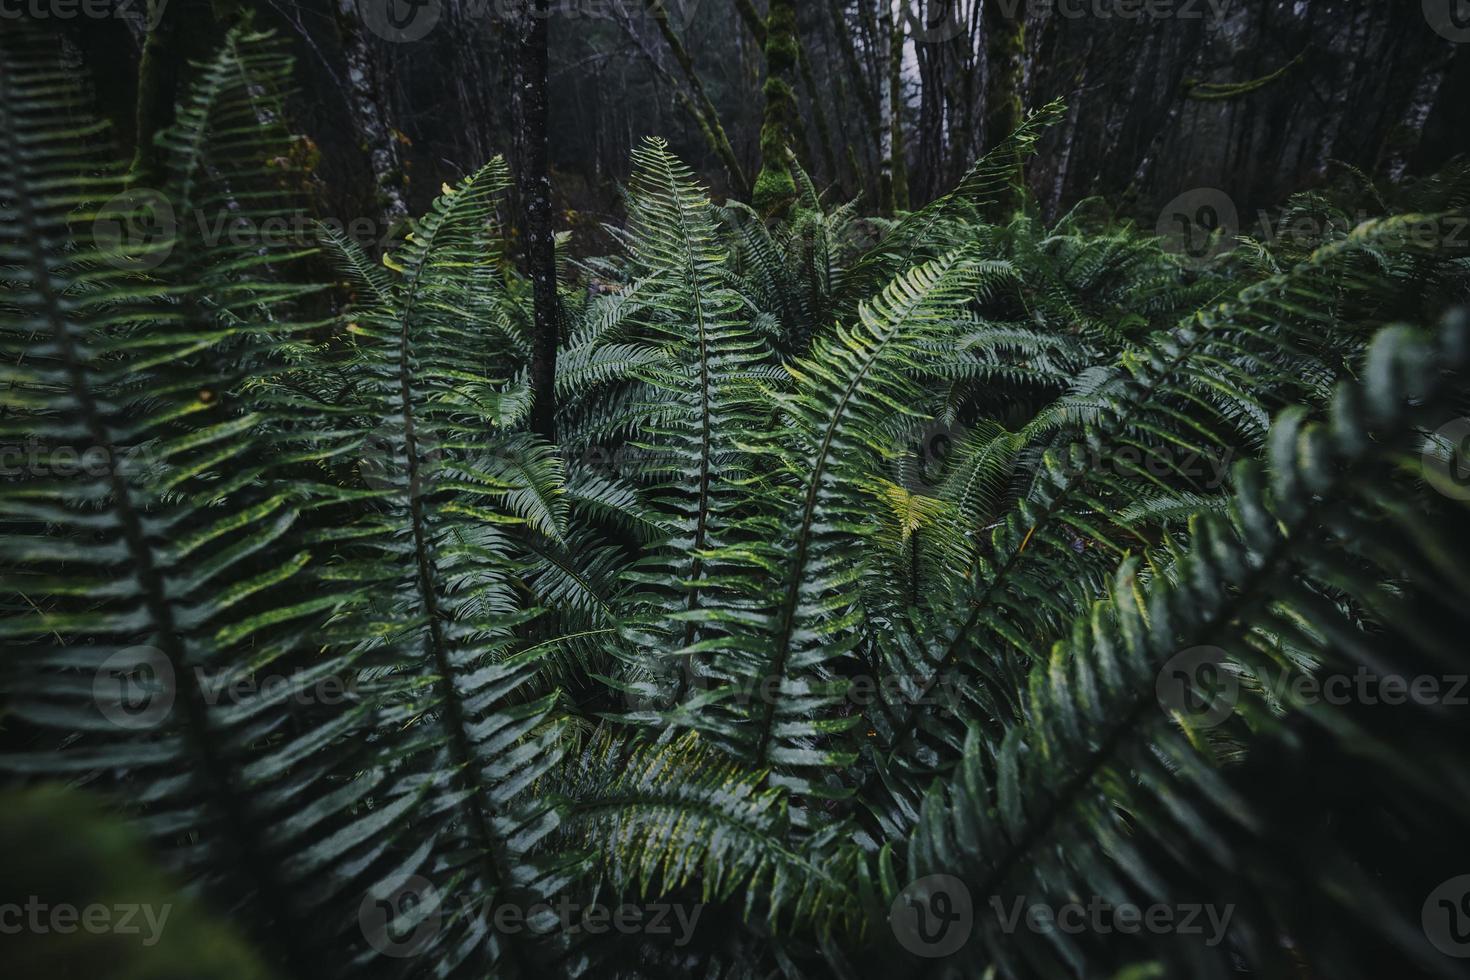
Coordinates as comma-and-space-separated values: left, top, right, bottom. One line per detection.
333, 0, 409, 229
733, 0, 766, 44
752, 0, 803, 214
740, 0, 834, 189
981, 0, 1026, 211
796, 34, 839, 187
131, 0, 233, 182
825, 0, 882, 201
512, 0, 559, 443
886, 1, 910, 212
645, 1, 749, 198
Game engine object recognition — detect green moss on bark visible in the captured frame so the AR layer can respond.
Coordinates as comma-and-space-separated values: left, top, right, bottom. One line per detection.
752, 0, 802, 216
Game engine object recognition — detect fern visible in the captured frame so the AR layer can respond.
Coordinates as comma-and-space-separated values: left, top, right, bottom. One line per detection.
6, 28, 1470, 980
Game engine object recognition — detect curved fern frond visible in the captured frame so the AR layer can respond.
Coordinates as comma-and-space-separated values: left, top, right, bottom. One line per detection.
891, 317, 1470, 978
0, 24, 361, 974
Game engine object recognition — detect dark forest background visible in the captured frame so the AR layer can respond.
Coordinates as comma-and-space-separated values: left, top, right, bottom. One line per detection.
49, 0, 1470, 251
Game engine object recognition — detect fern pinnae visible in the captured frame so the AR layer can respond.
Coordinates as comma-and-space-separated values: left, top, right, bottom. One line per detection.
896, 317, 1470, 977
729, 250, 983, 780
855, 212, 1470, 829
617, 138, 767, 707
0, 25, 349, 973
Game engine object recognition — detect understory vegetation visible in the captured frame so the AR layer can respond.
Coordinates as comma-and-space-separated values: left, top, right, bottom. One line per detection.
5, 24, 1470, 980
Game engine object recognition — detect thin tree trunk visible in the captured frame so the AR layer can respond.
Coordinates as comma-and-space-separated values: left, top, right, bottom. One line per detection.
915, 23, 943, 202
643, 2, 749, 197
796, 32, 839, 186
733, 0, 767, 44
825, 0, 882, 200
513, 0, 559, 443
856, 0, 883, 97
753, 0, 803, 213
737, 0, 834, 187
946, 0, 985, 185
1046, 41, 1089, 222
132, 0, 229, 182
334, 0, 409, 228
886, 1, 909, 211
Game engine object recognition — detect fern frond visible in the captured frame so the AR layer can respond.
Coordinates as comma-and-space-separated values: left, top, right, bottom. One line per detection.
891, 317, 1470, 978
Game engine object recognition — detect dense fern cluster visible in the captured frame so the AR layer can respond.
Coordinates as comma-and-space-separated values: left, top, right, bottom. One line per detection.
5, 25, 1470, 980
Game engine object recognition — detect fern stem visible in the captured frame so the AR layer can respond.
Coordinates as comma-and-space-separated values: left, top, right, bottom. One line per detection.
1, 55, 312, 974
755, 260, 959, 764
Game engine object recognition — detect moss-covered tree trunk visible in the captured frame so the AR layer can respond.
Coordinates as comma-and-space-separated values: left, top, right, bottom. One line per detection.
982, 0, 1026, 212
737, 0, 835, 190
752, 0, 802, 214
646, 1, 748, 198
